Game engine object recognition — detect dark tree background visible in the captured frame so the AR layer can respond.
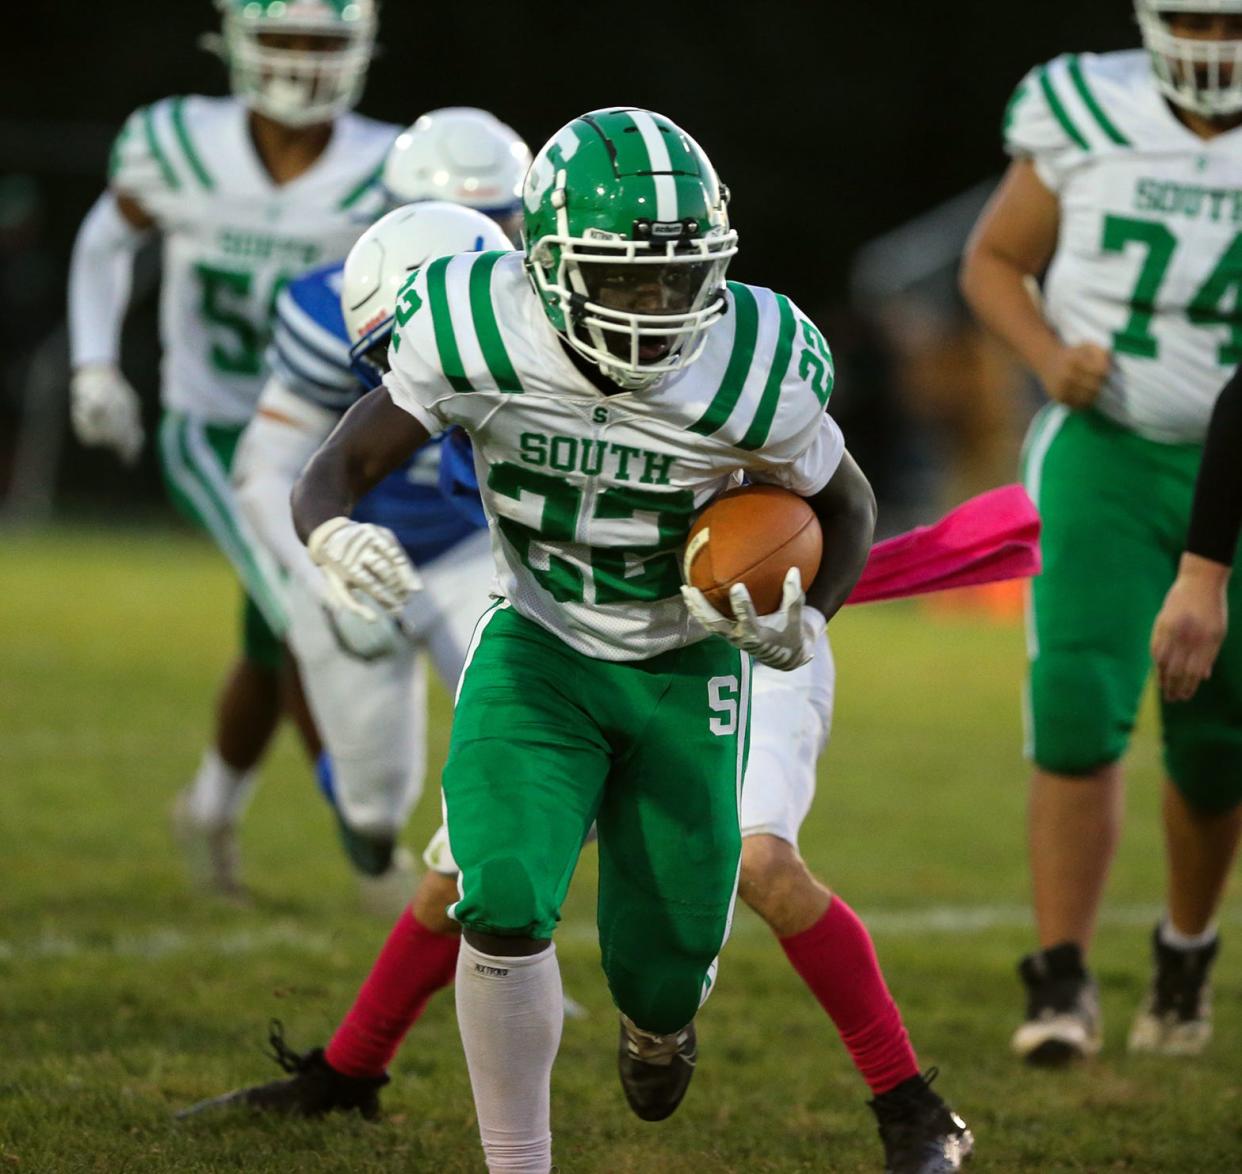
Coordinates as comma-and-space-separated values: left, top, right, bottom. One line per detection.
3, 0, 1140, 299
0, 1, 1140, 513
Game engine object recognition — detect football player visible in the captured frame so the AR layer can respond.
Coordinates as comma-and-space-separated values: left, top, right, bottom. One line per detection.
961, 0, 1242, 1064
1152, 364, 1242, 700
199, 135, 971, 1170
281, 108, 963, 1173
230, 107, 530, 905
67, 0, 395, 895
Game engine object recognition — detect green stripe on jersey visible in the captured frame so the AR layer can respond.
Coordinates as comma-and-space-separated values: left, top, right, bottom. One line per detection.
171, 98, 214, 190
1067, 55, 1131, 147
425, 256, 474, 393
1038, 64, 1090, 152
689, 283, 759, 436
468, 252, 522, 392
108, 120, 133, 179
737, 294, 796, 452
339, 160, 385, 210
1002, 81, 1029, 139
143, 105, 180, 190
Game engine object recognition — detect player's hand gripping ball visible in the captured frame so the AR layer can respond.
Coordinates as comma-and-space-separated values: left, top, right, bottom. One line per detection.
681, 485, 824, 670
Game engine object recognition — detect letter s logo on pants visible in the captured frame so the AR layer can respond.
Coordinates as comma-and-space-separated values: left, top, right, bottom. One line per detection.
707, 675, 739, 736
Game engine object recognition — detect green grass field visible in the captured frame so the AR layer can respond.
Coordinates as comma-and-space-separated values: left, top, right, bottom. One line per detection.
2, 527, 1239, 1172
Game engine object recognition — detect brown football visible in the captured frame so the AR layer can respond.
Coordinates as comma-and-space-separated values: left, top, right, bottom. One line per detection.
683, 485, 823, 618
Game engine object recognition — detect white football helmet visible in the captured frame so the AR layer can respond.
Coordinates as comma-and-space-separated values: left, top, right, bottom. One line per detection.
1137, 0, 1242, 117
208, 0, 378, 128
382, 107, 532, 241
342, 201, 512, 385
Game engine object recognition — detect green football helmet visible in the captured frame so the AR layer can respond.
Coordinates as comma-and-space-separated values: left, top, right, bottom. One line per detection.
523, 108, 738, 391
208, 0, 377, 127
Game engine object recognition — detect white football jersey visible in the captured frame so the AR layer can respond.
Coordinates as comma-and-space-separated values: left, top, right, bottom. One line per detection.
383, 251, 845, 661
110, 95, 397, 425
1008, 50, 1242, 444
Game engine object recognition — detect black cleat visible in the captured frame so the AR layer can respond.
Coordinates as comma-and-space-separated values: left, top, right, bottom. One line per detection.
616, 1014, 697, 1122
869, 1068, 974, 1174
1011, 942, 1100, 1067
1128, 924, 1219, 1056
176, 1020, 388, 1120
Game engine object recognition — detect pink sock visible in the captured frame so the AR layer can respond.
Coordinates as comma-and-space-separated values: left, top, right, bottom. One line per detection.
779, 897, 920, 1095
325, 909, 460, 1078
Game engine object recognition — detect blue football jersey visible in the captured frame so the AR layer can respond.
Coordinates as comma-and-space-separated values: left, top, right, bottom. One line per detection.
268, 263, 485, 565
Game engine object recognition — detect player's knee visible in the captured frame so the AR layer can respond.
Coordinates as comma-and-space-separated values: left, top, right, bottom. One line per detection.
336, 820, 396, 877
454, 855, 559, 938
329, 757, 421, 843
412, 870, 462, 935
1165, 729, 1242, 814
1029, 653, 1131, 775
739, 835, 804, 905
601, 912, 727, 1034
606, 958, 704, 1036
326, 759, 413, 878
738, 834, 828, 932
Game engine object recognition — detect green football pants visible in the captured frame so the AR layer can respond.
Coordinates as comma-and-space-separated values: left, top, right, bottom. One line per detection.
1023, 405, 1242, 811
443, 601, 751, 1033
157, 412, 285, 670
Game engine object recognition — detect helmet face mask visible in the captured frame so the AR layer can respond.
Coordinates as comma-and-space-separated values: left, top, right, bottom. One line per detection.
213, 0, 377, 128
1137, 0, 1242, 118
534, 228, 734, 386
523, 109, 738, 392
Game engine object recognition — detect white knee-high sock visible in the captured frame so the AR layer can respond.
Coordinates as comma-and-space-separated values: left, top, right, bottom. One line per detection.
186, 748, 256, 825
456, 940, 563, 1174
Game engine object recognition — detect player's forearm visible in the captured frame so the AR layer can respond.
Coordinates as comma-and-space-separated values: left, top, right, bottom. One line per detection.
67, 192, 149, 369
292, 388, 431, 543
804, 452, 877, 621
959, 244, 1061, 378
292, 433, 366, 543
1185, 365, 1242, 567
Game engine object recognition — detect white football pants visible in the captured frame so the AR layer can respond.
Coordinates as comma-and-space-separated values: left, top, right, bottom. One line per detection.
286, 528, 494, 839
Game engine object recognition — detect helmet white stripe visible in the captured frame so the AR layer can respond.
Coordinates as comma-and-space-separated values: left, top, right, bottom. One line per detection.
629, 109, 679, 222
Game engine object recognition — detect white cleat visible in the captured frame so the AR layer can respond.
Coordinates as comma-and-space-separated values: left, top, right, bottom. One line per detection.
1011, 1010, 1102, 1065
1127, 925, 1217, 1057
1127, 1004, 1212, 1056
171, 787, 248, 902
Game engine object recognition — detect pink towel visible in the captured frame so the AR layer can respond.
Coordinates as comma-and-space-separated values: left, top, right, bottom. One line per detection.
847, 484, 1041, 605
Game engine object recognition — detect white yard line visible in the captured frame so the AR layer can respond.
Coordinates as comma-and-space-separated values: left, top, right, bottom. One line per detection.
4, 904, 1240, 962
0, 923, 339, 962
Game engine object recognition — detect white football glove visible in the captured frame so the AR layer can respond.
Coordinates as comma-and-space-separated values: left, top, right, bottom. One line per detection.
307, 517, 422, 619
682, 566, 825, 671
324, 586, 409, 661
70, 363, 144, 465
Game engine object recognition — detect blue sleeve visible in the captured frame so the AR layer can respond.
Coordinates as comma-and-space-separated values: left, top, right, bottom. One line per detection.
438, 427, 486, 526
266, 263, 360, 412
